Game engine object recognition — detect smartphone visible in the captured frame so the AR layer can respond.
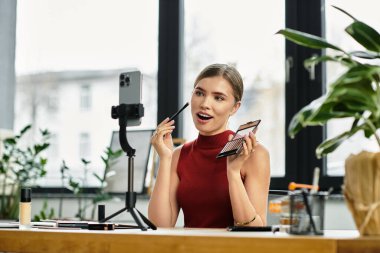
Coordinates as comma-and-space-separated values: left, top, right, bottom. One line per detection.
227, 225, 274, 232
119, 69, 142, 126
216, 120, 261, 159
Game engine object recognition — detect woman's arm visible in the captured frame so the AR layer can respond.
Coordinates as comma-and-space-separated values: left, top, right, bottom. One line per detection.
148, 147, 182, 227
227, 132, 270, 226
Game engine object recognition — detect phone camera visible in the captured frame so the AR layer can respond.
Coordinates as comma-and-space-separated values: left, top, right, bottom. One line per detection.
125, 76, 130, 86
119, 74, 131, 87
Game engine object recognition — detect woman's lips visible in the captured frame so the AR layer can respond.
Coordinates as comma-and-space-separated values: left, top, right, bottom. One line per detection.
196, 112, 213, 124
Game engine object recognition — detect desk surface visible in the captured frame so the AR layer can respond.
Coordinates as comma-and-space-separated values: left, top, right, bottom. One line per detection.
0, 228, 378, 253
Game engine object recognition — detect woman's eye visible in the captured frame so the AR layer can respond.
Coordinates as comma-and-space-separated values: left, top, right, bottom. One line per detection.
215, 96, 224, 101
195, 90, 203, 96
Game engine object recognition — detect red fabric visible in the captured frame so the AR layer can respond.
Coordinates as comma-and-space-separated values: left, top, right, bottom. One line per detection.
177, 130, 235, 228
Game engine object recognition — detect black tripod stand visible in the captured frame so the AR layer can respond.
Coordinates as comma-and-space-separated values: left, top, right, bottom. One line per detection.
100, 104, 156, 231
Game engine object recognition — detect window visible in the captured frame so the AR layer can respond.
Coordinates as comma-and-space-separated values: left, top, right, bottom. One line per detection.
184, 0, 286, 177
15, 0, 158, 186
325, 0, 380, 176
47, 86, 59, 112
11, 0, 367, 191
80, 84, 91, 111
79, 132, 91, 159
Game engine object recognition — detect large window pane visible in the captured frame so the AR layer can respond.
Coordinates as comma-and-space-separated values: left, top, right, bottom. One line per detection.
15, 0, 158, 186
184, 0, 285, 176
325, 0, 380, 176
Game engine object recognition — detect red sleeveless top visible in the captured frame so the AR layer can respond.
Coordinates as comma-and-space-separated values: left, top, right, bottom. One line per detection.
177, 130, 235, 228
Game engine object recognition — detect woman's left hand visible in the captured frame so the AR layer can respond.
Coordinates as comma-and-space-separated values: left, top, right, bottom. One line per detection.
227, 131, 258, 175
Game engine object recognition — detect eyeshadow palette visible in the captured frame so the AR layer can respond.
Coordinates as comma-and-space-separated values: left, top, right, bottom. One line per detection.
216, 120, 261, 158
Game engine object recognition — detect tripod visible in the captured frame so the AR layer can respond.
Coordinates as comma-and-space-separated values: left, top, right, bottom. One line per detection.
100, 104, 156, 231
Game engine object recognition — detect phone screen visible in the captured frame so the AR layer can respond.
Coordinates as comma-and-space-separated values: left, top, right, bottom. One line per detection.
216, 120, 261, 159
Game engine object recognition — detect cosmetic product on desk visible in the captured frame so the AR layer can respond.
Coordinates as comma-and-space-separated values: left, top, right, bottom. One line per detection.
19, 188, 32, 230
227, 226, 278, 232
288, 190, 328, 235
268, 195, 291, 232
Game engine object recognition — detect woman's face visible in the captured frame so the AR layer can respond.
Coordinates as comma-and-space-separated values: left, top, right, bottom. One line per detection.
191, 76, 240, 136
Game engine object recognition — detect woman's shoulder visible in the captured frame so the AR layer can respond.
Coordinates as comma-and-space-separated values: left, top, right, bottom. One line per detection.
243, 143, 270, 171
172, 144, 184, 157
253, 143, 270, 158
172, 140, 193, 157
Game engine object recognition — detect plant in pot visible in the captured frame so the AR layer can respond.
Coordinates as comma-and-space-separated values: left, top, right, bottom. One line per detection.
277, 6, 380, 235
0, 125, 50, 220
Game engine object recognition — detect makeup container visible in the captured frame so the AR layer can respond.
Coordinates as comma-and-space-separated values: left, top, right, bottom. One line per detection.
19, 188, 32, 230
288, 190, 327, 235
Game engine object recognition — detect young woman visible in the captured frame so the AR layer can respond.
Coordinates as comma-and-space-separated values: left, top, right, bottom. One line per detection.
149, 64, 270, 228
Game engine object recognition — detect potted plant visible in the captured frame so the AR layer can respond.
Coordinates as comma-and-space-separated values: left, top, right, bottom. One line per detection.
0, 125, 50, 220
277, 6, 380, 235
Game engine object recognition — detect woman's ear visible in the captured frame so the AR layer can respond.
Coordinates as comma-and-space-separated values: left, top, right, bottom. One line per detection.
230, 101, 241, 116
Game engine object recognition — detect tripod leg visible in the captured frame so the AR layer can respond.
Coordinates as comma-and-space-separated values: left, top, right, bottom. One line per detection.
136, 209, 157, 230
130, 208, 149, 231
100, 207, 128, 223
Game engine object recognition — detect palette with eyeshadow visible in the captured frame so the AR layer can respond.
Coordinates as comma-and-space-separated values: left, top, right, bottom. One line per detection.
216, 120, 261, 158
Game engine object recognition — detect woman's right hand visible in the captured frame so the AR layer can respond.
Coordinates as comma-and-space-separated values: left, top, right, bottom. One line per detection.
151, 118, 176, 159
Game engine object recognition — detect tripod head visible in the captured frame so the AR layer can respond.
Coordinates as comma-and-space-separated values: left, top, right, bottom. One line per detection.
111, 103, 144, 156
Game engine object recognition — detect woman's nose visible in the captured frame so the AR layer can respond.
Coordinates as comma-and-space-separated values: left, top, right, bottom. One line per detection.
200, 96, 211, 109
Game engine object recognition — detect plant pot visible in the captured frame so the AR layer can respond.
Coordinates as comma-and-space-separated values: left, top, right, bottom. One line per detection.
344, 151, 380, 236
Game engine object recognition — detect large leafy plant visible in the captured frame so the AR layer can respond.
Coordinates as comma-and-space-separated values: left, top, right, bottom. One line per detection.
277, 6, 380, 158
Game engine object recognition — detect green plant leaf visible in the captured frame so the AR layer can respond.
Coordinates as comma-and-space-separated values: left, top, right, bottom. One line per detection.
332, 5, 357, 20
48, 208, 55, 219
288, 96, 325, 138
40, 128, 51, 137
317, 129, 354, 158
4, 138, 16, 145
19, 124, 32, 136
276, 28, 344, 52
304, 55, 357, 69
0, 162, 4, 173
101, 156, 108, 166
39, 158, 47, 166
41, 210, 47, 220
34, 143, 50, 154
345, 21, 380, 53
93, 173, 103, 183
331, 64, 380, 87
328, 85, 377, 112
81, 158, 91, 165
350, 51, 380, 59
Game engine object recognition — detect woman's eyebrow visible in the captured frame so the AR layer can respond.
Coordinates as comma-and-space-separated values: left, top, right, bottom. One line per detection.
212, 91, 228, 97
195, 87, 228, 97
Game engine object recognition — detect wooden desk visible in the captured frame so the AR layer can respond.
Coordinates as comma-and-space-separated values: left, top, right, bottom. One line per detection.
0, 228, 378, 253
